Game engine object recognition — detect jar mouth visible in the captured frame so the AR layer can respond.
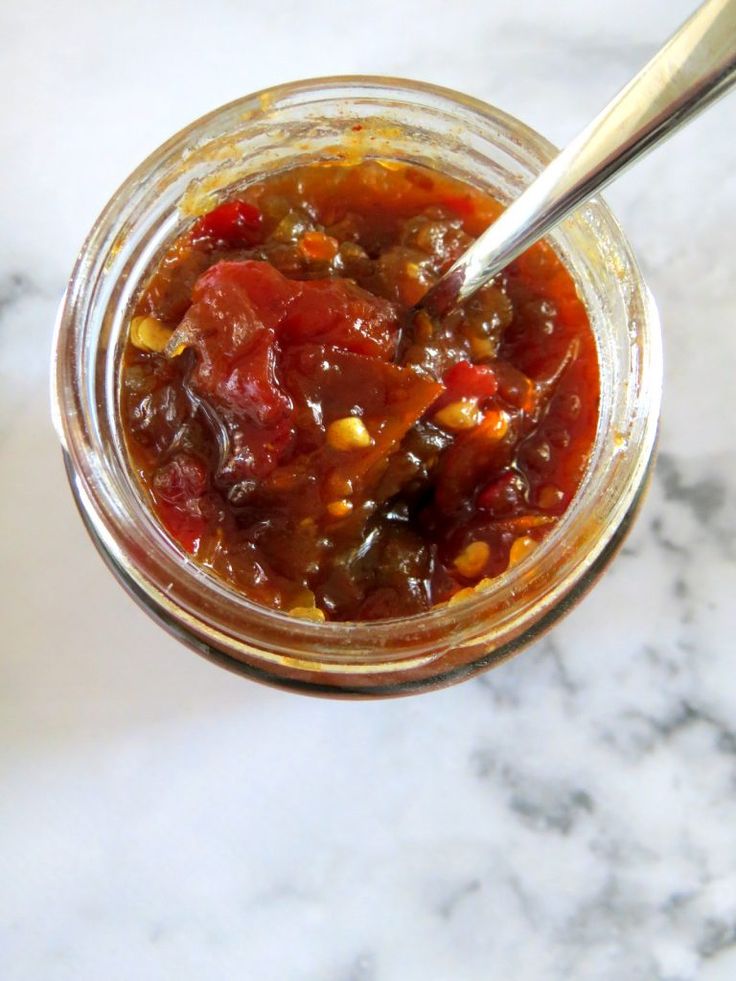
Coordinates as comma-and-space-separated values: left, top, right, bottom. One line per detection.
52, 76, 662, 686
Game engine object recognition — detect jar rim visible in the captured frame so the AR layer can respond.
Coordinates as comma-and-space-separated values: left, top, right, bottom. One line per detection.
52, 76, 662, 692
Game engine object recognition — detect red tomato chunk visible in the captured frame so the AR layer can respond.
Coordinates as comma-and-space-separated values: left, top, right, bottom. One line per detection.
122, 161, 599, 620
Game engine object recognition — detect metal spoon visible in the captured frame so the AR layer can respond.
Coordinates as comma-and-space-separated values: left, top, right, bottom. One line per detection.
419, 0, 736, 318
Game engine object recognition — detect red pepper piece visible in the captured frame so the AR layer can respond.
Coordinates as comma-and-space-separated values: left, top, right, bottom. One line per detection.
476, 470, 527, 515
432, 360, 498, 412
191, 200, 263, 247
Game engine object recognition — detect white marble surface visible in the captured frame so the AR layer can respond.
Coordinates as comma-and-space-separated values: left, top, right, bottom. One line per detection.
2, 1, 736, 978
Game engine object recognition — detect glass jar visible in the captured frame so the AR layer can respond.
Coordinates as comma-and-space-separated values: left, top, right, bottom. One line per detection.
52, 77, 661, 697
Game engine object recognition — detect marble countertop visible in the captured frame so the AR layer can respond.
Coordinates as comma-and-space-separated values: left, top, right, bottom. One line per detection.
2, 0, 735, 978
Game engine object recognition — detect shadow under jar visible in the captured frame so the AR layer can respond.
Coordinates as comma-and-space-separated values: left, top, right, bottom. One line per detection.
52, 77, 662, 698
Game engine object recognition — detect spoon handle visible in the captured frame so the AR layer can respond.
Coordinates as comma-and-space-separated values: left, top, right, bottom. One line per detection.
420, 0, 736, 317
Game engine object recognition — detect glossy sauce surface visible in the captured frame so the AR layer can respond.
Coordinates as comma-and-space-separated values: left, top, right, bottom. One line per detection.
122, 161, 599, 621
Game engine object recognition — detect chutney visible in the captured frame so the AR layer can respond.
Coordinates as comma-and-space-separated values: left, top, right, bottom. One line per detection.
122, 160, 599, 621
